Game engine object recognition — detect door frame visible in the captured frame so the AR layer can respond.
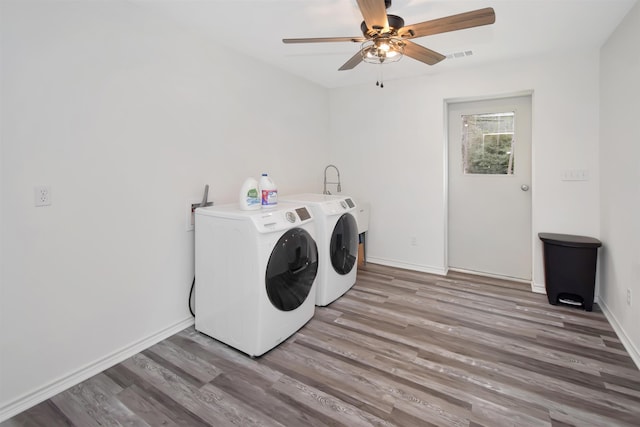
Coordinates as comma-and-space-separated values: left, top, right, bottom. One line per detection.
443, 90, 535, 285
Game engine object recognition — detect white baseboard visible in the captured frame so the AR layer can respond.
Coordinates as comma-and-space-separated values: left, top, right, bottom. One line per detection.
532, 281, 546, 294
365, 257, 447, 276
0, 317, 195, 422
598, 299, 640, 370
531, 282, 601, 304
448, 267, 532, 284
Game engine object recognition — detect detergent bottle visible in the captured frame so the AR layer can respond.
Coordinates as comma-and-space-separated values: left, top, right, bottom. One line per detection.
259, 173, 278, 208
239, 177, 261, 210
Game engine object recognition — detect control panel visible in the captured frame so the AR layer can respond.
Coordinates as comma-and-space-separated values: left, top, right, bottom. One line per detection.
251, 206, 313, 233
320, 198, 356, 215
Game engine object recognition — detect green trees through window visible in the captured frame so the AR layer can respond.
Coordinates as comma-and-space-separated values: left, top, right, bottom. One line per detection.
462, 112, 515, 175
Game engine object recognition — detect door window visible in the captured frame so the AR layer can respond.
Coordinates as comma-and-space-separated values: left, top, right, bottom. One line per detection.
462, 112, 515, 175
330, 214, 358, 275
265, 228, 318, 311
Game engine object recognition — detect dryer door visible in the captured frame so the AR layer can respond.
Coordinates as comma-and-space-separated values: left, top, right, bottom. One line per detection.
330, 213, 358, 275
266, 228, 318, 311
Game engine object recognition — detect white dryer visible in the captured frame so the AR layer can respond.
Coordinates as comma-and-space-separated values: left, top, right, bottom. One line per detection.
280, 193, 359, 306
194, 202, 318, 357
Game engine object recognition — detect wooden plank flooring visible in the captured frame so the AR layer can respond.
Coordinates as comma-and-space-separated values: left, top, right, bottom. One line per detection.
4, 264, 640, 426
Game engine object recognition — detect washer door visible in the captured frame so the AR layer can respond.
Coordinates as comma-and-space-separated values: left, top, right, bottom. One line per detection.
265, 228, 318, 311
330, 213, 358, 275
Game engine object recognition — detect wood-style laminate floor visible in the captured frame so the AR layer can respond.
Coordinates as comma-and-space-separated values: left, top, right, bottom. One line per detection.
4, 264, 640, 426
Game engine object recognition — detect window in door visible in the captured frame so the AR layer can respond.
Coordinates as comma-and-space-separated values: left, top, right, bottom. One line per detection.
462, 112, 515, 175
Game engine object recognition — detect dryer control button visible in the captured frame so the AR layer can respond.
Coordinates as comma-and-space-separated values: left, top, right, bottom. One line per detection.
340, 200, 347, 209
285, 211, 296, 223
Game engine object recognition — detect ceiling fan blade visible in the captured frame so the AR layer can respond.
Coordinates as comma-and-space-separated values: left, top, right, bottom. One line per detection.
283, 36, 366, 44
402, 40, 446, 66
356, 0, 389, 32
338, 51, 364, 71
400, 7, 495, 39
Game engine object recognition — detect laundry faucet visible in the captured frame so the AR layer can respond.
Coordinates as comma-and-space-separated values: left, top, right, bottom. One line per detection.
323, 164, 341, 195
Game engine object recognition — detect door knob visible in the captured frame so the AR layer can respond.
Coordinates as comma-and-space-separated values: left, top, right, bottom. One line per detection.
521, 184, 530, 191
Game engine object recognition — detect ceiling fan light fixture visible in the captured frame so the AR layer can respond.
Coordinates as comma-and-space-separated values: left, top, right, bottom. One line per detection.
361, 38, 404, 64
283, 5, 495, 72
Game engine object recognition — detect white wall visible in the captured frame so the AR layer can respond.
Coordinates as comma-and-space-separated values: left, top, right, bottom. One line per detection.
599, 1, 640, 365
329, 51, 601, 286
0, 0, 328, 418
2, 0, 637, 420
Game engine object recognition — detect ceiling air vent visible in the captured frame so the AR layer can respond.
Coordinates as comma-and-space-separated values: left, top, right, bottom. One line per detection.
446, 50, 473, 59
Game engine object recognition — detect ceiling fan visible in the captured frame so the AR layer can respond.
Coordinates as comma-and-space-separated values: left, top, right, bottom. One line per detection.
283, 0, 495, 71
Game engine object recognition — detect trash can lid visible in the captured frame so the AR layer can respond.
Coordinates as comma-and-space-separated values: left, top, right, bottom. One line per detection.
538, 233, 602, 248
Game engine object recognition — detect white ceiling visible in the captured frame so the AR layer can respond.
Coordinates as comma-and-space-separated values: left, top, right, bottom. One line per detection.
137, 0, 637, 89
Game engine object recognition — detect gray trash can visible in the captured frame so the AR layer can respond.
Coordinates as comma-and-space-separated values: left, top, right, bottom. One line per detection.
539, 233, 602, 311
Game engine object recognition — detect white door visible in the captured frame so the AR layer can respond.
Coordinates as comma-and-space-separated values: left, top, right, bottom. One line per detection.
448, 95, 532, 281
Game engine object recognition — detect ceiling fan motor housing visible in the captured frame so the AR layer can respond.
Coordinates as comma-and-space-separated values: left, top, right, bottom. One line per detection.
361, 14, 405, 37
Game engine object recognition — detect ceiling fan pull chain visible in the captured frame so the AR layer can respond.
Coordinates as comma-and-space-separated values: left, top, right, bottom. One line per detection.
379, 64, 384, 88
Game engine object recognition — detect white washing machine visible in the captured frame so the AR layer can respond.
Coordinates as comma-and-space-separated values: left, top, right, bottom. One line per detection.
194, 202, 318, 357
280, 193, 359, 306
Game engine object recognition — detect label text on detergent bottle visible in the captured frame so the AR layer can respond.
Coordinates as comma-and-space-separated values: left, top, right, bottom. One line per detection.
247, 188, 260, 207
261, 190, 278, 206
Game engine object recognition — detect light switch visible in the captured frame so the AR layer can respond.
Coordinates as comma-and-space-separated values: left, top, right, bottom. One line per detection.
561, 169, 589, 181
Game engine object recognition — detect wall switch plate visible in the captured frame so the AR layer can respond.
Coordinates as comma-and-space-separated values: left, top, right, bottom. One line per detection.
561, 169, 589, 181
34, 186, 52, 206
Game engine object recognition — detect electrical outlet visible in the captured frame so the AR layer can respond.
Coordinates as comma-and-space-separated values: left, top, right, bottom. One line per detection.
34, 185, 52, 207
410, 236, 417, 246
627, 289, 632, 306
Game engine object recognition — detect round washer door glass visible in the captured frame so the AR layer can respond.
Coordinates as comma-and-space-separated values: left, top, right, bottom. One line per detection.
266, 228, 318, 311
330, 213, 358, 275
